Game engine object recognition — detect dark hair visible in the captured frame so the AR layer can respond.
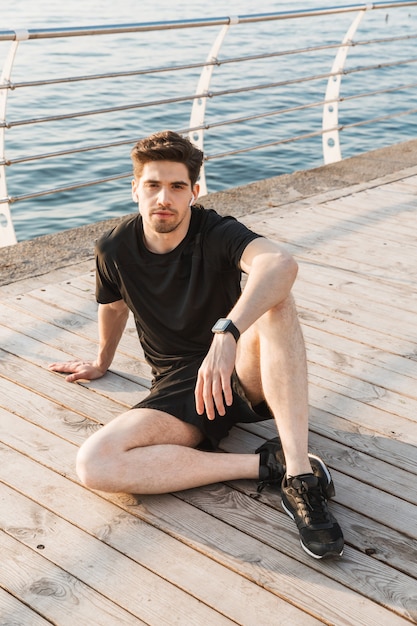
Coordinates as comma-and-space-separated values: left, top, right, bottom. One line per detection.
131, 130, 204, 186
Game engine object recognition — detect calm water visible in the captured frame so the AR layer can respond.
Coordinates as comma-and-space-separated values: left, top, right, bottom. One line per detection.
1, 1, 417, 241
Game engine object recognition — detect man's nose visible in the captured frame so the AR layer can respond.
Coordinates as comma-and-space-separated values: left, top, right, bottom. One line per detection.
157, 187, 171, 205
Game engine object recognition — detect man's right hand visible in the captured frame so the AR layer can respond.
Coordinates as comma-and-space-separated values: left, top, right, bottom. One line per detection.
48, 360, 106, 383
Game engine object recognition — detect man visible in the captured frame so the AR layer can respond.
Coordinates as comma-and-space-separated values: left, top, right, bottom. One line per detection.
49, 130, 343, 559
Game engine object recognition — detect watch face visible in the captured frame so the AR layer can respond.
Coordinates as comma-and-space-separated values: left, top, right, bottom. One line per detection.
211, 318, 240, 341
214, 318, 230, 332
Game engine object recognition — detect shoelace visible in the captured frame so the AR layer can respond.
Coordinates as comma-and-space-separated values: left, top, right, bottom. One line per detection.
293, 479, 331, 525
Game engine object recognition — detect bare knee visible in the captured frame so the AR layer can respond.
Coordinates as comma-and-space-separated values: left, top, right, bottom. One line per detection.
76, 435, 112, 491
75, 440, 98, 489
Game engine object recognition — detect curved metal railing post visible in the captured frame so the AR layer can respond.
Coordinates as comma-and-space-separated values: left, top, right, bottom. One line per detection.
189, 17, 239, 196
322, 9, 366, 164
0, 30, 29, 246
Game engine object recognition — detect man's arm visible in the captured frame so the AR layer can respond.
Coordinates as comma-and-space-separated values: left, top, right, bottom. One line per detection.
48, 300, 129, 382
228, 237, 298, 332
195, 237, 298, 419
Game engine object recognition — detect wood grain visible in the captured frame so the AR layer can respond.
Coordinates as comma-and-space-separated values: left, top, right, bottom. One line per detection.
1, 171, 417, 624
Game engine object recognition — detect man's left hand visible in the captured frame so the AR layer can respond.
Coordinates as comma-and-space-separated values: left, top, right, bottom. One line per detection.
195, 333, 237, 420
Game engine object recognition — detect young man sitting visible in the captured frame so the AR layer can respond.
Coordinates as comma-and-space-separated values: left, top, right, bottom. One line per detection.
49, 130, 344, 559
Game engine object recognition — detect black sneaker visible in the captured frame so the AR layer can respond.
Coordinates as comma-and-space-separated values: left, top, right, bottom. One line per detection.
256, 437, 335, 499
281, 473, 344, 559
256, 437, 285, 492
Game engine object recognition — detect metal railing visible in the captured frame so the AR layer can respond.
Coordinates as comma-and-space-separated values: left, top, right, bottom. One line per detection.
1, 2, 417, 246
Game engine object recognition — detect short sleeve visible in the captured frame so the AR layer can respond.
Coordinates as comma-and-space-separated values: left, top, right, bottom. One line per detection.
203, 213, 263, 270
95, 234, 123, 304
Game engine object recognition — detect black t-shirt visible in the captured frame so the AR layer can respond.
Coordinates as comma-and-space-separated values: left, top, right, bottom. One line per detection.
95, 205, 262, 376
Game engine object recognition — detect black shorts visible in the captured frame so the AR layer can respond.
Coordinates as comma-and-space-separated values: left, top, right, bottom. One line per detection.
133, 360, 272, 449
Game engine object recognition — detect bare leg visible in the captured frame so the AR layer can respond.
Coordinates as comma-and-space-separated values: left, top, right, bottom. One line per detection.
236, 294, 312, 477
76, 408, 259, 494
77, 294, 310, 494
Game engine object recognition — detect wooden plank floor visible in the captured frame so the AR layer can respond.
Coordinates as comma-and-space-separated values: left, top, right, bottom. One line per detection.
1, 168, 417, 625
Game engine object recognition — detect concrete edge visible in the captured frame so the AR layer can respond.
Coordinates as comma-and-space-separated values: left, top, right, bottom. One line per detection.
1, 138, 417, 287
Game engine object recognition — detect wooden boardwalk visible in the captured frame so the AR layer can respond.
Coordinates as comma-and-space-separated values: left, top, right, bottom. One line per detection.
1, 167, 417, 625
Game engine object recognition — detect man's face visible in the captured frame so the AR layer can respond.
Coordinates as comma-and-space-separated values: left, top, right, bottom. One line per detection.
132, 161, 198, 238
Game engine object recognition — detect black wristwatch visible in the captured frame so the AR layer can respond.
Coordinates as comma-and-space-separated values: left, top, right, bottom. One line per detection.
211, 318, 240, 342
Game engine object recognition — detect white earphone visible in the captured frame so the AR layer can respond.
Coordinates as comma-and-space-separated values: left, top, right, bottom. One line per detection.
189, 194, 195, 207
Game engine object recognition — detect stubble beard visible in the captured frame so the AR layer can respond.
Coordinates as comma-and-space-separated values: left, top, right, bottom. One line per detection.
153, 221, 181, 234
151, 209, 188, 234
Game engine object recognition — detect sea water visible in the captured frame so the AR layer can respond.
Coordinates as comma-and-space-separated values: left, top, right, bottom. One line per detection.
1, 0, 416, 241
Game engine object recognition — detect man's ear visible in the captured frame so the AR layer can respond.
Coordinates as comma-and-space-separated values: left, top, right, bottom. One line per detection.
131, 179, 139, 202
192, 183, 200, 201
